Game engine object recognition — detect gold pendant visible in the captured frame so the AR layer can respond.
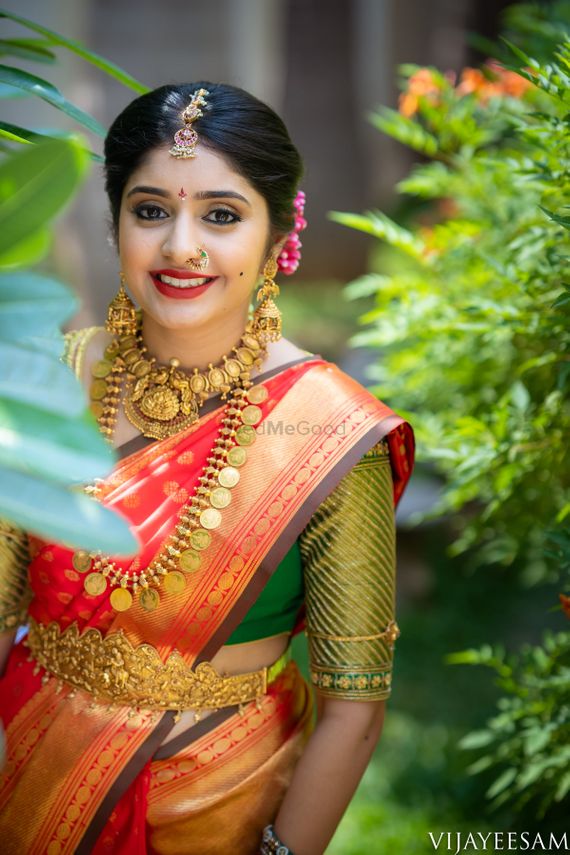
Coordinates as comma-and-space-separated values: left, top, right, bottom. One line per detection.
140, 588, 160, 611
110, 587, 133, 612
84, 572, 107, 596
179, 549, 201, 572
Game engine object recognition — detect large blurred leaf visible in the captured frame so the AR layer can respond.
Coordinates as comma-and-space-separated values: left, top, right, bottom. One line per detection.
0, 397, 115, 483
0, 341, 84, 414
0, 65, 106, 136
0, 228, 51, 267
0, 466, 138, 555
0, 10, 148, 93
0, 138, 89, 259
0, 37, 56, 64
0, 272, 77, 335
0, 121, 102, 161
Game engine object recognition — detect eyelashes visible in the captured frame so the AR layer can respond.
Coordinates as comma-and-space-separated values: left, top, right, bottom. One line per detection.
132, 203, 242, 226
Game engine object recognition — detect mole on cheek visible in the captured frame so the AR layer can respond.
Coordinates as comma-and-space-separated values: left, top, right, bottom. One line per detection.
240, 272, 244, 276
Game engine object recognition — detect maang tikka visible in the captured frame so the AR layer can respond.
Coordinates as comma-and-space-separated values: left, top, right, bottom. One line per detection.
251, 257, 282, 343
169, 88, 210, 159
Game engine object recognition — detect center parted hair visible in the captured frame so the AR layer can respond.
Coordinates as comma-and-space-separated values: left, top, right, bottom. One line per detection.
103, 81, 304, 244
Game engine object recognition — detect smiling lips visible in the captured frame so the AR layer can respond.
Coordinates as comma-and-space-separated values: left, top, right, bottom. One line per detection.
150, 269, 217, 300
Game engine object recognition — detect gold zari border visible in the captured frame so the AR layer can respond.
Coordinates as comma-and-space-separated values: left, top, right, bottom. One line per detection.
26, 618, 288, 712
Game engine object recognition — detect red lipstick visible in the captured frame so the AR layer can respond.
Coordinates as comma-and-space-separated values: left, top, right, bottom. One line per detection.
149, 269, 218, 300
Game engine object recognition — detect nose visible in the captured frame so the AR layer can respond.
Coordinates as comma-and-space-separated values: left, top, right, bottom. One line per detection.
161, 211, 203, 265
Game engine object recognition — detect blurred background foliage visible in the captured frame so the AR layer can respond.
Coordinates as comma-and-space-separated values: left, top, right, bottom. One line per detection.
324, 2, 570, 850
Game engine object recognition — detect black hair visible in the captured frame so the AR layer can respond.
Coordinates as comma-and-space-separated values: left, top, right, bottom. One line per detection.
104, 81, 303, 244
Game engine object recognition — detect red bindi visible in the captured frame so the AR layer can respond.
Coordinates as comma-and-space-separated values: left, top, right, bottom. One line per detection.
178, 187, 188, 200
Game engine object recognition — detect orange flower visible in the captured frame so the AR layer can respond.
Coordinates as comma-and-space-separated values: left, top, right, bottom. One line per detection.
559, 593, 570, 619
456, 61, 532, 104
399, 68, 443, 117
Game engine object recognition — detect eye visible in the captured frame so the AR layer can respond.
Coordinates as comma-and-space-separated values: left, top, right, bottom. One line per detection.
133, 203, 168, 221
203, 207, 242, 226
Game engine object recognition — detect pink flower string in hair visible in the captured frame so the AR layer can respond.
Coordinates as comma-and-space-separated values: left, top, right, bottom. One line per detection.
277, 190, 307, 275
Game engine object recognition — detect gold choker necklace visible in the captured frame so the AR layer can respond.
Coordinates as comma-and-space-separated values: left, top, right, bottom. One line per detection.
90, 317, 268, 440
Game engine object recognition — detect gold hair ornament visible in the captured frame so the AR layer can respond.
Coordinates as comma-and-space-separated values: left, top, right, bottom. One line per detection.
169, 88, 210, 159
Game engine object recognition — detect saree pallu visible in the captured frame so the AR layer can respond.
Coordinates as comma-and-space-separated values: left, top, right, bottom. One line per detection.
0, 356, 414, 854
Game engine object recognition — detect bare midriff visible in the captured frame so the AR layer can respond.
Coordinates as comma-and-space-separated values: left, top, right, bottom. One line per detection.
158, 631, 291, 746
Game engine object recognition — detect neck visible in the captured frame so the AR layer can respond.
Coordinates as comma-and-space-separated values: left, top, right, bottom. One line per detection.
140, 307, 253, 372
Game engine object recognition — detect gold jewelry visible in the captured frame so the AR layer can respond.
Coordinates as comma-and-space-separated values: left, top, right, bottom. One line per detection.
85, 316, 270, 611
251, 257, 282, 343
105, 274, 137, 337
169, 87, 210, 159
185, 246, 209, 271
81, 374, 268, 611
27, 618, 292, 713
120, 318, 266, 440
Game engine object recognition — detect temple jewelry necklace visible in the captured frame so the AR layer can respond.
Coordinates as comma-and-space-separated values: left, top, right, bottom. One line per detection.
78, 317, 270, 613
90, 317, 268, 441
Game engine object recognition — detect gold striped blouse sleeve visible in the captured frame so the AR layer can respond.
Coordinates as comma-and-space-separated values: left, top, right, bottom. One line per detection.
298, 439, 400, 701
0, 520, 32, 633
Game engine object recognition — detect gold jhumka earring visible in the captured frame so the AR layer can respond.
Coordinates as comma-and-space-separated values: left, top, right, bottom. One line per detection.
106, 273, 137, 336
251, 257, 282, 344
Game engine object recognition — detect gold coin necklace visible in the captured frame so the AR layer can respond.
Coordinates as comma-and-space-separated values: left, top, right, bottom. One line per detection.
78, 321, 270, 612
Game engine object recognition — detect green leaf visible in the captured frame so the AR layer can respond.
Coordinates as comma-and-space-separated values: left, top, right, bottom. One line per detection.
539, 204, 570, 228
0, 37, 56, 63
0, 272, 77, 335
0, 126, 31, 145
0, 341, 83, 414
0, 139, 90, 258
0, 65, 106, 137
0, 11, 148, 93
369, 107, 438, 156
486, 767, 517, 798
0, 121, 103, 161
459, 729, 496, 750
0, 397, 115, 483
329, 210, 424, 258
343, 273, 392, 300
0, 228, 51, 267
0, 82, 31, 98
0, 466, 137, 555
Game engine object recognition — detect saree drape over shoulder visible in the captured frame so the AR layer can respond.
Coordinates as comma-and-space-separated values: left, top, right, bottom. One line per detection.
0, 350, 414, 855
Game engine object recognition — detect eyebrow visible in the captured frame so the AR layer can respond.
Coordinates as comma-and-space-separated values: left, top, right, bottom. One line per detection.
126, 186, 251, 207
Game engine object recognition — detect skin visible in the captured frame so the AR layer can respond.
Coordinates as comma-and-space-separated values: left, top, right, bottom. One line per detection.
1, 143, 386, 854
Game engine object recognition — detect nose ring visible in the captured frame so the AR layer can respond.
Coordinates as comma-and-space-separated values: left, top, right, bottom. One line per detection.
185, 247, 209, 272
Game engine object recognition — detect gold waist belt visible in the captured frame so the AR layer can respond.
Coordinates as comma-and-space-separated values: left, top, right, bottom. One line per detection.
27, 618, 291, 712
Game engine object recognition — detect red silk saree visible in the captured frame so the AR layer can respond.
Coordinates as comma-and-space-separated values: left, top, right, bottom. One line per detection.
0, 355, 414, 854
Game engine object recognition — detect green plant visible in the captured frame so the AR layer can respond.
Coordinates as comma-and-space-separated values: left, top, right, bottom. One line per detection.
331, 5, 570, 821
0, 9, 149, 553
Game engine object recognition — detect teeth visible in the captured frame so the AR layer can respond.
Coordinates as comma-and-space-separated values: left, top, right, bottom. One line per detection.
158, 274, 211, 288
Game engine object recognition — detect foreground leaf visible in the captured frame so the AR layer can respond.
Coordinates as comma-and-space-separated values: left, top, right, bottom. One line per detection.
0, 396, 115, 483
0, 64, 105, 136
0, 139, 89, 258
0, 466, 138, 555
0, 11, 147, 93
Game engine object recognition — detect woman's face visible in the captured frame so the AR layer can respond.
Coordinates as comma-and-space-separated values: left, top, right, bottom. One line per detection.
118, 145, 274, 331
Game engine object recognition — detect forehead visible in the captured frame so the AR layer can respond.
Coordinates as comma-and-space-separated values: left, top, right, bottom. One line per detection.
124, 144, 263, 203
